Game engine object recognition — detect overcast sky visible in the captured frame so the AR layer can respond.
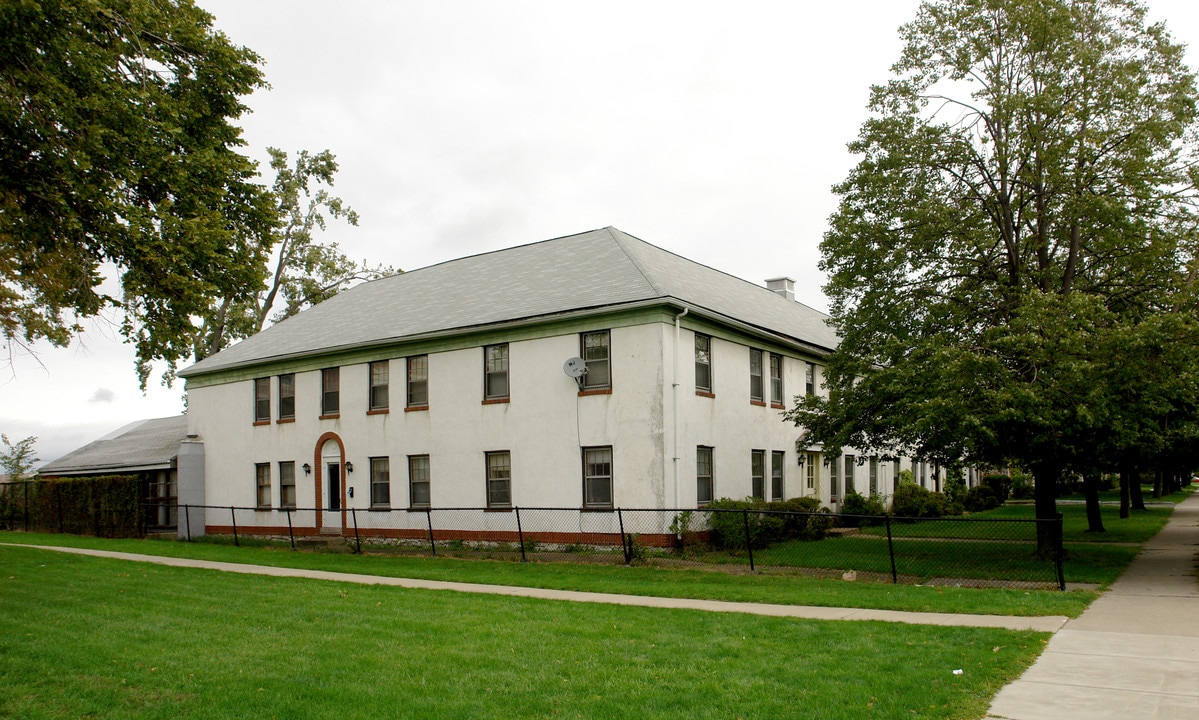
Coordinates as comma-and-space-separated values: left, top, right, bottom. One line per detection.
4, 0, 1197, 465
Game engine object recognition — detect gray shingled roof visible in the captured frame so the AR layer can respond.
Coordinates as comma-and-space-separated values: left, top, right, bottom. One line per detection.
39, 416, 188, 476
180, 227, 838, 378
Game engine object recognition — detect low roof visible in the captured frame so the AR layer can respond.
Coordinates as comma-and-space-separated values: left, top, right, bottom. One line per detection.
38, 415, 188, 476
180, 227, 837, 378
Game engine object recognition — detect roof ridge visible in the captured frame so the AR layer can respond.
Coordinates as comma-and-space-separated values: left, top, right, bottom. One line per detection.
604, 227, 667, 297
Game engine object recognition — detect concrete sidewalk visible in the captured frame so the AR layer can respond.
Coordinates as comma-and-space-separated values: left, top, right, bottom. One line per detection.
987, 491, 1199, 720
8, 542, 1068, 632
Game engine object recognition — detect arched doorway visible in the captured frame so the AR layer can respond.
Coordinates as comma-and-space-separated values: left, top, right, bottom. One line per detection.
314, 433, 345, 534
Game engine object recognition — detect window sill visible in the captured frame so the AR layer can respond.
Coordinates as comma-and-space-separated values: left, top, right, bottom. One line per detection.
407, 506, 431, 512
252, 420, 270, 427
578, 388, 612, 397
695, 390, 715, 398
366, 408, 390, 415
580, 506, 614, 512
482, 397, 510, 405
369, 506, 391, 512
255, 505, 272, 511
276, 417, 295, 424
280, 505, 297, 511
749, 400, 766, 407
405, 405, 429, 413
484, 506, 513, 512
319, 413, 340, 420
770, 402, 786, 410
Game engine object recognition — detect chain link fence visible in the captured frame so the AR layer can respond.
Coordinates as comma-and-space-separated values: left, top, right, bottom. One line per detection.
166, 503, 1065, 590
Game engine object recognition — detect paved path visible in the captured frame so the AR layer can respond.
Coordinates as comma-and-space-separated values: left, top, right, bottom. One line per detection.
987, 491, 1199, 720
7, 543, 1067, 632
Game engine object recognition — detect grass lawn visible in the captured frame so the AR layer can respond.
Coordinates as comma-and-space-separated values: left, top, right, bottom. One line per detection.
0, 544, 1049, 720
0, 531, 1096, 617
972, 503, 1173, 544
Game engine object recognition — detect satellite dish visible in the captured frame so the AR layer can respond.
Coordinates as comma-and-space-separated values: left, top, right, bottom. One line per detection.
563, 357, 587, 379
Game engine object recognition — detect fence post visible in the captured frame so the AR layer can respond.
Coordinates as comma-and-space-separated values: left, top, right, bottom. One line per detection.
515, 507, 528, 562
184, 504, 192, 542
285, 509, 295, 550
1055, 512, 1066, 591
425, 508, 436, 557
742, 509, 755, 572
230, 506, 239, 547
884, 513, 898, 583
351, 508, 361, 554
618, 508, 630, 565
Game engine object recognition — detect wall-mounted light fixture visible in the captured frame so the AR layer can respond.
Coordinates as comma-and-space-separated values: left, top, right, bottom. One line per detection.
345, 461, 354, 473
302, 463, 311, 475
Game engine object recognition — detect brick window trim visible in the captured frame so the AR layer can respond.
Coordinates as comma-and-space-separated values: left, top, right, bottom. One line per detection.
318, 413, 340, 420
366, 408, 390, 416
578, 388, 613, 397
404, 405, 429, 413
695, 390, 715, 399
481, 398, 510, 406
750, 399, 767, 407
252, 420, 270, 427
275, 418, 296, 425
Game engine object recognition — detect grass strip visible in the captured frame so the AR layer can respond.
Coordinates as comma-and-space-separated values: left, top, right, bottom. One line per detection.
0, 531, 1095, 617
0, 545, 1048, 720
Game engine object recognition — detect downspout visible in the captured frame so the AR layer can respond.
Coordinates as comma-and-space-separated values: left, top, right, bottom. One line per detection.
673, 306, 689, 514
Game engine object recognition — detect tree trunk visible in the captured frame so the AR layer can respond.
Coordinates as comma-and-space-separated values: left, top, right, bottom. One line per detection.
1130, 473, 1146, 511
1118, 466, 1131, 519
1032, 464, 1061, 555
1152, 469, 1162, 499
1082, 473, 1105, 533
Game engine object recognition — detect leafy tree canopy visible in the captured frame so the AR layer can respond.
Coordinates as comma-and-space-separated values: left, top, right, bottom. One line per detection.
1, 434, 39, 481
789, 0, 1199, 524
1, 0, 276, 385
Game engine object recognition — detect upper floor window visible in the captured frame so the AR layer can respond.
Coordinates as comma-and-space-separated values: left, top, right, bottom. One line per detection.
279, 461, 296, 508
370, 456, 391, 509
321, 368, 340, 416
407, 355, 428, 408
581, 331, 610, 390
409, 455, 431, 508
694, 334, 712, 393
845, 455, 857, 495
484, 344, 509, 400
769, 353, 784, 406
278, 374, 295, 420
369, 361, 389, 411
805, 363, 816, 396
749, 349, 764, 403
697, 446, 714, 506
486, 451, 512, 508
751, 449, 765, 499
582, 446, 613, 509
869, 457, 879, 497
253, 378, 270, 423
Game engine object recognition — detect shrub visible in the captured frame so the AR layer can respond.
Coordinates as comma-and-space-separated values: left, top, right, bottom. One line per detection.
768, 496, 832, 540
981, 473, 1012, 504
707, 498, 784, 550
839, 491, 887, 527
1010, 472, 1034, 500
890, 484, 959, 518
943, 473, 967, 503
28, 475, 141, 537
962, 485, 1000, 512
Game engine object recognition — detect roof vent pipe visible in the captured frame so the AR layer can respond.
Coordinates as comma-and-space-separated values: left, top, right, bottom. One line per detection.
765, 277, 796, 302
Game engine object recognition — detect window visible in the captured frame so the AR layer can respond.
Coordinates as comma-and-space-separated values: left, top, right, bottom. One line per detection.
749, 349, 764, 402
279, 461, 296, 509
769, 354, 784, 406
771, 451, 785, 501
370, 457, 390, 508
255, 463, 271, 509
278, 374, 295, 420
694, 334, 712, 393
321, 368, 340, 416
845, 455, 856, 495
893, 459, 901, 493
805, 363, 815, 396
806, 453, 817, 489
486, 451, 511, 508
580, 330, 610, 390
484, 344, 509, 400
869, 457, 879, 496
409, 455, 430, 508
582, 446, 613, 508
407, 355, 428, 407
751, 450, 765, 499
697, 446, 714, 506
253, 378, 270, 423
830, 456, 840, 501
369, 361, 389, 411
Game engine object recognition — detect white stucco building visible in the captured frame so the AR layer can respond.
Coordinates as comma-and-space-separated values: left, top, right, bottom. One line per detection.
177, 227, 909, 541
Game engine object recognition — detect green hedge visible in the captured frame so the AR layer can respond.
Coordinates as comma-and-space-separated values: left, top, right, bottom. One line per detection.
28, 476, 142, 538
707, 497, 833, 550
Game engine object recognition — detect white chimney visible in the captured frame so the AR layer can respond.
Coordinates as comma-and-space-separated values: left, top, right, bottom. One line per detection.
765, 277, 796, 302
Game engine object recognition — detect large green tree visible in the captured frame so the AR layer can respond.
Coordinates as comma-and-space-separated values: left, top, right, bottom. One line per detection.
789, 0, 1199, 541
0, 0, 276, 385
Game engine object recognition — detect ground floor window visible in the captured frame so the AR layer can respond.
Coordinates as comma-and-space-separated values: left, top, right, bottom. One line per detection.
255, 463, 271, 509
771, 451, 785, 501
370, 457, 390, 508
486, 451, 511, 508
697, 446, 714, 506
279, 461, 296, 508
751, 450, 765, 499
409, 455, 430, 508
582, 446, 613, 508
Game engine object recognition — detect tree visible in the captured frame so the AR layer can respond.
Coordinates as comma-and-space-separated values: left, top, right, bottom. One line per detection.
1, 434, 38, 482
189, 148, 395, 366
1, 0, 276, 386
788, 0, 1199, 547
